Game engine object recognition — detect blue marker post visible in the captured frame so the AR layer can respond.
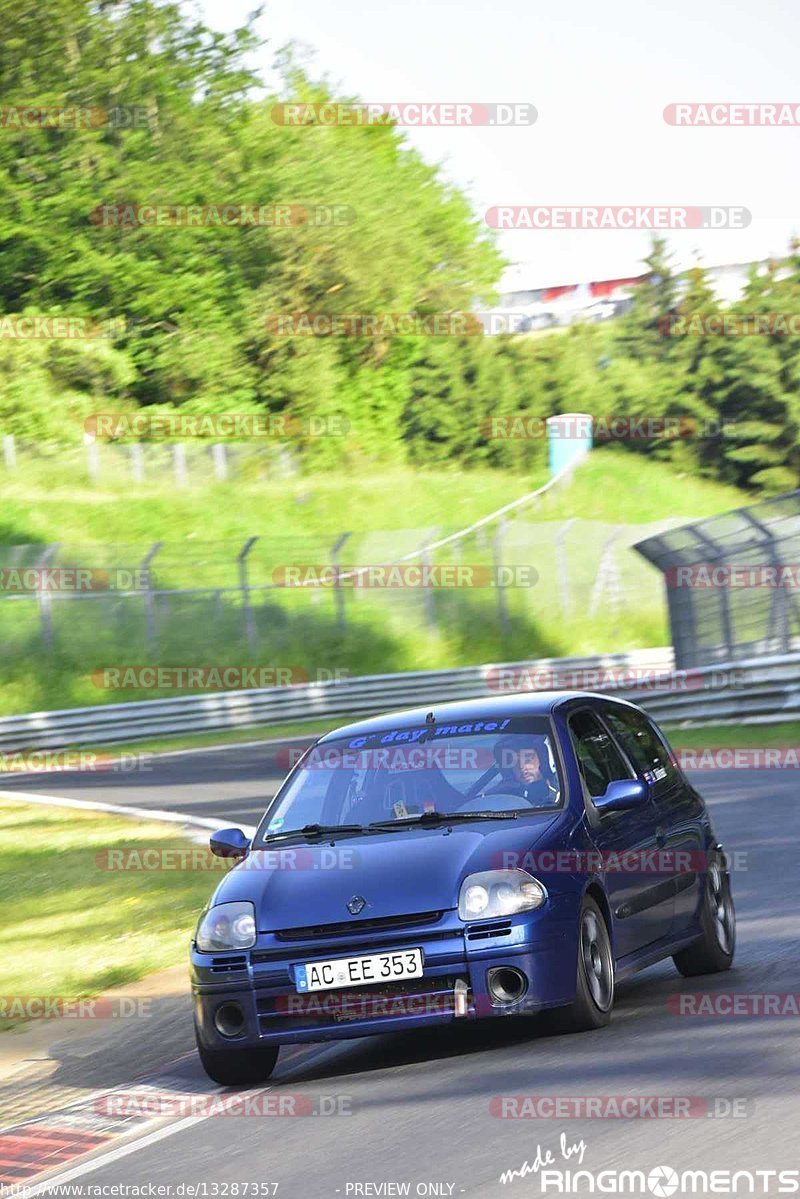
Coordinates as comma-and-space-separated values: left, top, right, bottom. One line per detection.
546, 413, 593, 478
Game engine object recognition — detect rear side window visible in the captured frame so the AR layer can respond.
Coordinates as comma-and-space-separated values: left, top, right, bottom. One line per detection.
602, 706, 679, 796
568, 709, 632, 799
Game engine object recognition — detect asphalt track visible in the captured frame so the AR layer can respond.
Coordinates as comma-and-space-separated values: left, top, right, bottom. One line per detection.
5, 745, 799, 1197
1, 739, 314, 829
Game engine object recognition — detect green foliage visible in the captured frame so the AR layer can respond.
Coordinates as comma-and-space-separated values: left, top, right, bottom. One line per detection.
0, 3, 798, 493
0, 0, 510, 463
587, 243, 800, 494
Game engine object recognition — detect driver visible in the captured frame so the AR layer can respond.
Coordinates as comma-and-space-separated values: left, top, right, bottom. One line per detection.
481, 734, 558, 805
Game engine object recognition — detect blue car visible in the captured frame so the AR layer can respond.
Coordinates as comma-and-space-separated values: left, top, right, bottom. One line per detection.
191, 692, 735, 1085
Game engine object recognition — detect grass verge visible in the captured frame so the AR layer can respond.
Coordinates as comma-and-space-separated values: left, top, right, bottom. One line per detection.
663, 720, 800, 750
0, 800, 220, 1030
0, 448, 749, 545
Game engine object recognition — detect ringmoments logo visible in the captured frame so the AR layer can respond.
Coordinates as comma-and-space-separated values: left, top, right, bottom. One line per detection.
531, 1167, 800, 1194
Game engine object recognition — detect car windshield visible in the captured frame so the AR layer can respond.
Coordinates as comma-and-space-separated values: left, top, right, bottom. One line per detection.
255, 716, 562, 843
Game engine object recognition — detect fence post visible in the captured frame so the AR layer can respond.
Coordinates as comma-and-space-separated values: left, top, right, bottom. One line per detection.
37, 543, 60, 652
238, 537, 259, 654
212, 444, 228, 482
331, 532, 352, 631
141, 541, 163, 658
130, 443, 145, 484
173, 444, 188, 486
419, 531, 439, 634
589, 529, 623, 626
86, 440, 100, 483
3, 435, 16, 469
277, 447, 296, 477
555, 518, 576, 619
745, 511, 791, 655
493, 518, 510, 640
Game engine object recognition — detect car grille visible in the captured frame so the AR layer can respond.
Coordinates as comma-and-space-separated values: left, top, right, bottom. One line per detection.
256, 974, 467, 1033
273, 911, 443, 941
466, 919, 513, 941
208, 954, 248, 974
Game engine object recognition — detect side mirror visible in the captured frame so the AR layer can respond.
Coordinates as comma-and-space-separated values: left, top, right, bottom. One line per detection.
594, 779, 647, 814
209, 827, 251, 858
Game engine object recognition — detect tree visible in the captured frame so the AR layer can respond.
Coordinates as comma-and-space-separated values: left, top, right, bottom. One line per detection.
617, 237, 678, 361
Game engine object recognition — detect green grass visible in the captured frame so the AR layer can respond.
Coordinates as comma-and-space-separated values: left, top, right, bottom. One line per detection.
664, 721, 800, 750
0, 448, 753, 716
0, 446, 747, 547
532, 448, 748, 523
0, 800, 224, 1031
0, 460, 549, 545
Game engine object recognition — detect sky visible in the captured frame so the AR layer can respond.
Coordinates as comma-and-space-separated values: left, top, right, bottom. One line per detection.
201, 0, 800, 290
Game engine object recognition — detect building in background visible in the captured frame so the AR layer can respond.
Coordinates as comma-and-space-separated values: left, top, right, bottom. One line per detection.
478, 260, 777, 334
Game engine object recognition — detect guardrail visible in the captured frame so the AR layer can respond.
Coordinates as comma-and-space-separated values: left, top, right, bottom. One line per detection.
637, 653, 800, 726
0, 645, 797, 751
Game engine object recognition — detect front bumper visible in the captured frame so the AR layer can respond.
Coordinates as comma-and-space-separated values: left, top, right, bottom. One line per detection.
192, 907, 576, 1050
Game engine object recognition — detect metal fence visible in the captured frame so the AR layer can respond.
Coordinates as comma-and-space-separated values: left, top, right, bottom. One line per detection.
634, 490, 800, 668
1, 434, 300, 486
0, 516, 684, 670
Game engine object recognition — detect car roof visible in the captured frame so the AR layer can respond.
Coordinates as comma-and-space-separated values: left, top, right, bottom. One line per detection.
316, 690, 640, 742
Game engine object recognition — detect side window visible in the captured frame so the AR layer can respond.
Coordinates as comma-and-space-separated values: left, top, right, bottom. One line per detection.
603, 706, 679, 797
568, 710, 632, 800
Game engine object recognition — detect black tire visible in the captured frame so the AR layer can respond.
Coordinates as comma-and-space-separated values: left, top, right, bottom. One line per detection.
196, 1036, 279, 1087
549, 896, 614, 1032
673, 856, 735, 978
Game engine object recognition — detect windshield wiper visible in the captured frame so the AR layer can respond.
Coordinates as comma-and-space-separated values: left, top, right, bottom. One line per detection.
262, 822, 366, 844
368, 809, 519, 830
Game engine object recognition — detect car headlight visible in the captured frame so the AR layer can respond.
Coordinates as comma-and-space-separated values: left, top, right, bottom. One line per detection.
458, 869, 546, 921
195, 901, 256, 952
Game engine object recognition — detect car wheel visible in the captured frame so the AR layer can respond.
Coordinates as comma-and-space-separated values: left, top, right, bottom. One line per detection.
196, 1034, 279, 1087
549, 896, 614, 1032
673, 855, 735, 978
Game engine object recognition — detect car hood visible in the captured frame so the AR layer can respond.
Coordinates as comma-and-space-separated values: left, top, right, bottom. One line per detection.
213, 813, 562, 929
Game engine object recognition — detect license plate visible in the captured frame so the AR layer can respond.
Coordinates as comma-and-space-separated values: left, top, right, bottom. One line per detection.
295, 948, 424, 993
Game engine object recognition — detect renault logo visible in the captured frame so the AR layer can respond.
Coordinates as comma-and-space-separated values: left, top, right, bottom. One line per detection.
347, 895, 366, 915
